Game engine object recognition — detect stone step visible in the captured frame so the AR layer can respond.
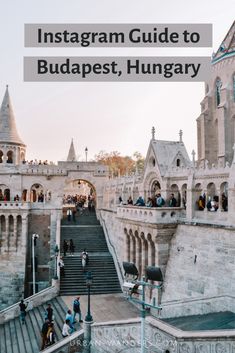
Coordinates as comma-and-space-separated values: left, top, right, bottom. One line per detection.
60, 211, 121, 296
0, 297, 72, 353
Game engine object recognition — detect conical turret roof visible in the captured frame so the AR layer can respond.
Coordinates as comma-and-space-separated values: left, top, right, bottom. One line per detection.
0, 86, 25, 145
67, 138, 76, 161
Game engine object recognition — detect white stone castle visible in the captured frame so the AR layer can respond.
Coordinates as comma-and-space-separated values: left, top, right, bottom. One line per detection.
0, 20, 235, 321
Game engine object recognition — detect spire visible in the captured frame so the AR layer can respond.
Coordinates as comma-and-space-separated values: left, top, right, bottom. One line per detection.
151, 126, 156, 140
67, 138, 76, 161
0, 85, 25, 145
179, 129, 183, 142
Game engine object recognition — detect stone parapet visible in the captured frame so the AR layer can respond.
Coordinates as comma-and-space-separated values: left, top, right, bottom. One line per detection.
160, 295, 234, 319
117, 205, 184, 224
0, 201, 30, 209
0, 284, 59, 324
146, 316, 235, 353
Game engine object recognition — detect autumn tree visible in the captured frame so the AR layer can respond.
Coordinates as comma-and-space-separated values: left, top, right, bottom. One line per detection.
95, 151, 145, 176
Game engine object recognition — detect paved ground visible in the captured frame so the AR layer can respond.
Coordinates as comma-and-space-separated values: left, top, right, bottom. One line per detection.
62, 293, 140, 323
163, 311, 235, 330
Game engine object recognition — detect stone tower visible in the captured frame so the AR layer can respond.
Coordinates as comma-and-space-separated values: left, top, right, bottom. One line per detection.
0, 86, 26, 165
67, 138, 76, 161
197, 21, 235, 167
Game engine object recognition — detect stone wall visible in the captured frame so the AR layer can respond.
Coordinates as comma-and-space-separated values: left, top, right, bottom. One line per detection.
161, 223, 235, 312
0, 254, 26, 310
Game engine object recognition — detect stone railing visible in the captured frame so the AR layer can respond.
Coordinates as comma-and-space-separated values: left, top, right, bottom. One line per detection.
42, 318, 141, 353
43, 329, 84, 353
160, 294, 235, 319
0, 201, 60, 210
0, 280, 59, 324
0, 201, 30, 209
146, 316, 235, 353
92, 318, 141, 353
99, 210, 124, 286
117, 205, 184, 224
19, 165, 67, 176
193, 209, 229, 225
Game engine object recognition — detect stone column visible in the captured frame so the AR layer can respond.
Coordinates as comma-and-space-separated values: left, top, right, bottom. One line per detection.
13, 215, 17, 252
15, 147, 19, 165
5, 215, 9, 252
136, 235, 142, 277
21, 215, 28, 257
129, 231, 134, 263
141, 235, 147, 277
186, 172, 194, 221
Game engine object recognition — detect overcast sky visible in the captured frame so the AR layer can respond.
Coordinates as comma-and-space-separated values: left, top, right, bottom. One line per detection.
0, 0, 234, 162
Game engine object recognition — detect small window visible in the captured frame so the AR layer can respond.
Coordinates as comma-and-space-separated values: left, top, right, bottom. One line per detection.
7, 151, 13, 164
176, 159, 180, 167
216, 79, 222, 106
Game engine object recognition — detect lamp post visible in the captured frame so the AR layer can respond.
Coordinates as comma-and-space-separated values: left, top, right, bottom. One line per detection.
84, 271, 93, 353
122, 262, 163, 353
85, 147, 88, 162
54, 244, 59, 280
85, 271, 93, 322
32, 234, 39, 295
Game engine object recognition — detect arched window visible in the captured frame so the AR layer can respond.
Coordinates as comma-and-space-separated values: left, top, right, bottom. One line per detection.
4, 189, 10, 201
0, 151, 3, 163
176, 158, 180, 167
30, 184, 44, 202
7, 151, 13, 164
216, 78, 222, 106
20, 152, 25, 163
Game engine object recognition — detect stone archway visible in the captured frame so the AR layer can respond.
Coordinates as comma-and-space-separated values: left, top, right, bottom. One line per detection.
63, 178, 97, 211
143, 171, 162, 201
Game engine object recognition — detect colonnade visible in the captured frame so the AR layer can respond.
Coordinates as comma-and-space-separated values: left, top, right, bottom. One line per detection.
0, 214, 27, 253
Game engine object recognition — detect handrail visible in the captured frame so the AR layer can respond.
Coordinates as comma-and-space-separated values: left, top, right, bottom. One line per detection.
99, 210, 124, 285
42, 329, 84, 353
0, 283, 59, 323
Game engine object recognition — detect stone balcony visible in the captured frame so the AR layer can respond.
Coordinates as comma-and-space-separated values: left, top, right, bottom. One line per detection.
193, 209, 229, 225
0, 201, 30, 210
117, 205, 184, 224
19, 165, 67, 176
0, 201, 60, 210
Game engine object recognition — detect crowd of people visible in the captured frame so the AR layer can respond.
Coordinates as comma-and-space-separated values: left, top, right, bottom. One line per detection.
197, 193, 228, 212
19, 297, 83, 350
63, 194, 87, 206
119, 193, 178, 208
22, 159, 53, 165
63, 194, 96, 210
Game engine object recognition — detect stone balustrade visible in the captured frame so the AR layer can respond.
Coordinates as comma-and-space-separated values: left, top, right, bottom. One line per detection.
161, 294, 234, 319
0, 281, 59, 324
117, 205, 184, 224
19, 165, 67, 175
193, 209, 229, 225
146, 316, 235, 353
0, 201, 57, 210
0, 201, 30, 209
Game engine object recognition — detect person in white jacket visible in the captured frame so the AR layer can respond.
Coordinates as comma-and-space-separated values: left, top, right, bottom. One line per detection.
62, 319, 72, 337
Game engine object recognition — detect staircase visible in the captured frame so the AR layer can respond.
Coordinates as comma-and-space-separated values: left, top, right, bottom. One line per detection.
0, 297, 71, 353
60, 210, 121, 295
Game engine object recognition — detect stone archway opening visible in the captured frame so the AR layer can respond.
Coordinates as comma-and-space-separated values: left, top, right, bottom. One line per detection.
63, 179, 96, 212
